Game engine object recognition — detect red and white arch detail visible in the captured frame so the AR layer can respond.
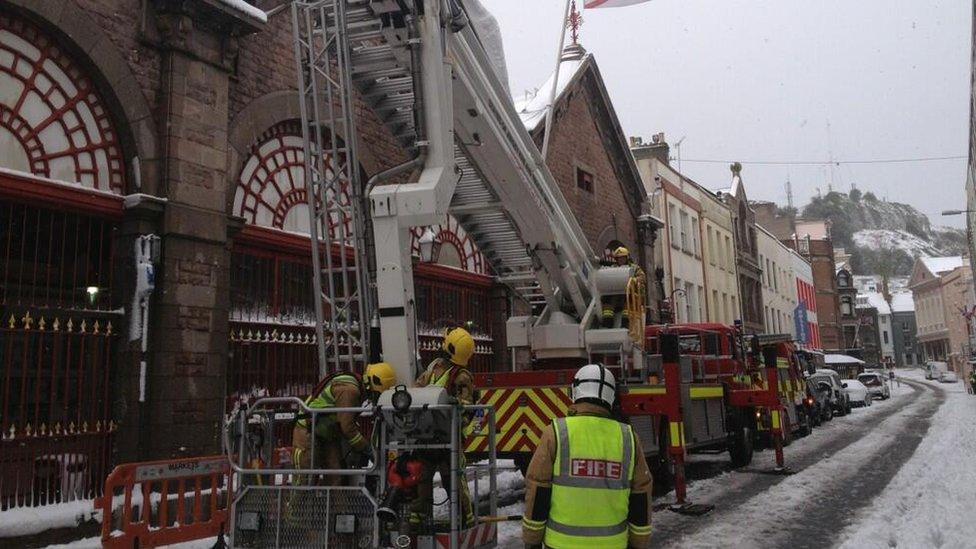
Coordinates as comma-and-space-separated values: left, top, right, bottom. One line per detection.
233, 120, 351, 237
0, 13, 125, 194
410, 216, 489, 275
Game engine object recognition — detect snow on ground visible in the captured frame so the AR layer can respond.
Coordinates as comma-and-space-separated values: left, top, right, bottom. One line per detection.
0, 499, 99, 538
837, 369, 976, 549
44, 536, 220, 549
495, 378, 917, 548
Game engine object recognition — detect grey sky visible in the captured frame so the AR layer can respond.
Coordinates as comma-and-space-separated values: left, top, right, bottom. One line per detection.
488, 0, 971, 229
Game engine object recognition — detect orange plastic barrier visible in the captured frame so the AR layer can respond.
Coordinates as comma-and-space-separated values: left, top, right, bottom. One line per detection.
94, 455, 232, 548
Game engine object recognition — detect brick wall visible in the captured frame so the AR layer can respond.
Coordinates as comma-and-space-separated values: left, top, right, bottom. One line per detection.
543, 76, 638, 253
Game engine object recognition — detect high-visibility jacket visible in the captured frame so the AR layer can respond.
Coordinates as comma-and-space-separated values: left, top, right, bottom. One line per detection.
296, 373, 366, 450
543, 415, 638, 549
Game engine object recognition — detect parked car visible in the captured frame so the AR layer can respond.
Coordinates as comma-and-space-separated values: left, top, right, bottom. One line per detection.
925, 361, 948, 380
940, 371, 959, 383
811, 369, 851, 416
842, 379, 873, 407
857, 372, 890, 400
804, 378, 833, 425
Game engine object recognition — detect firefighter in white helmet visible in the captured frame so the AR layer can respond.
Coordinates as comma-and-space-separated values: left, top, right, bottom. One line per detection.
522, 364, 653, 548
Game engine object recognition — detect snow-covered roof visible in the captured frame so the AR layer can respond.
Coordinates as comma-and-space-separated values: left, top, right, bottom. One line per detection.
215, 0, 268, 23
824, 354, 865, 365
890, 291, 915, 313
855, 292, 891, 315
921, 256, 965, 276
513, 54, 587, 131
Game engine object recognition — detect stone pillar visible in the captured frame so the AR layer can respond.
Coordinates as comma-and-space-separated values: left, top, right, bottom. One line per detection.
138, 3, 263, 458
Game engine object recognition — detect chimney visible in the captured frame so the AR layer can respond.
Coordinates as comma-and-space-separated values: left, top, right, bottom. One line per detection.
630, 132, 669, 165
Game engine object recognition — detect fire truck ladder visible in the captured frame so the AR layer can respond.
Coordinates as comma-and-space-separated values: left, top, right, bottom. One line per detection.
293, 0, 373, 376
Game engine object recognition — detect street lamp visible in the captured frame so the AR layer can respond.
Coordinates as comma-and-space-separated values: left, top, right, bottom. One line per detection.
418, 227, 441, 263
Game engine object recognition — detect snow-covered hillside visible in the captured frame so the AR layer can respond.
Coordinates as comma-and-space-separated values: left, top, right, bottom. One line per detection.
853, 228, 940, 257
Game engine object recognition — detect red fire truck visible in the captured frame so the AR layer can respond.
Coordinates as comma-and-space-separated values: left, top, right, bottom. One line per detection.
466, 322, 794, 508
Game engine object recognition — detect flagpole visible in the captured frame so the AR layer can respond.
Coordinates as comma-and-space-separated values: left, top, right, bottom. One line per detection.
541, 0, 573, 161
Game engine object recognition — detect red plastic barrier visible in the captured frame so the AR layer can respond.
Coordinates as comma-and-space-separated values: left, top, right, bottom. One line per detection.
94, 455, 231, 548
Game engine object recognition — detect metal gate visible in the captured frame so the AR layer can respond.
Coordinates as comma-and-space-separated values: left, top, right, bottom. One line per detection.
0, 200, 120, 508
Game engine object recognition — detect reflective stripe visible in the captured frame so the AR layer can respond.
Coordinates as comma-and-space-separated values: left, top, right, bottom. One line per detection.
771, 410, 781, 430
689, 386, 724, 399
546, 518, 628, 537
629, 523, 653, 535
522, 518, 546, 531
553, 418, 632, 490
432, 365, 453, 387
668, 421, 681, 447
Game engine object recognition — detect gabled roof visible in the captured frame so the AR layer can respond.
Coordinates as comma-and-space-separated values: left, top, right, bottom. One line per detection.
920, 256, 965, 276
514, 47, 647, 220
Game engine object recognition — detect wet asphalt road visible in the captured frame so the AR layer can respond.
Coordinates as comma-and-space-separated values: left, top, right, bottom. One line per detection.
654, 378, 946, 549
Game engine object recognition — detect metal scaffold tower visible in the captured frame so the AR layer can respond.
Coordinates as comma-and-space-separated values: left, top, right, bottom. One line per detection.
292, 0, 372, 376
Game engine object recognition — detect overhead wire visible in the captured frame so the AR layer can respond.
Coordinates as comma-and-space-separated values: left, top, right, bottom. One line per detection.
679, 155, 966, 166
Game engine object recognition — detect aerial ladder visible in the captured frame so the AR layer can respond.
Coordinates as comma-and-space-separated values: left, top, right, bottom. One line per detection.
227, 1, 638, 547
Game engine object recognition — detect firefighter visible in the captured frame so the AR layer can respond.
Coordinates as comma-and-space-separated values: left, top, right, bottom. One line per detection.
292, 362, 397, 487
602, 246, 645, 329
410, 327, 477, 529
522, 364, 653, 549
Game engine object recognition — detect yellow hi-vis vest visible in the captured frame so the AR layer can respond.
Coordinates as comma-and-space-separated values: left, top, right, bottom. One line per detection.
545, 415, 636, 549
296, 373, 359, 438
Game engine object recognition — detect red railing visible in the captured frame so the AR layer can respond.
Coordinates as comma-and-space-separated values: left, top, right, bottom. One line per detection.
95, 455, 232, 549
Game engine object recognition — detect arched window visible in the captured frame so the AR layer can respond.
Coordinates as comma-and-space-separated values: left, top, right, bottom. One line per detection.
0, 13, 125, 193
841, 296, 854, 316
838, 271, 851, 288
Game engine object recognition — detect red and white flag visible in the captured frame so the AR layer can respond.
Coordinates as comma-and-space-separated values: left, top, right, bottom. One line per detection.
583, 0, 653, 8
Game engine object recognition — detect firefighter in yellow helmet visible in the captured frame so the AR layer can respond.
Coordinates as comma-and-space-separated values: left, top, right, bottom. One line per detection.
410, 327, 477, 529
522, 364, 653, 548
602, 246, 645, 329
292, 362, 397, 488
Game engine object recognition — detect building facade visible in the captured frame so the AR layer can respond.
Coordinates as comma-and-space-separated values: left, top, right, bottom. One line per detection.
757, 225, 798, 336
792, 249, 821, 349
630, 138, 707, 323
631, 135, 738, 324
837, 266, 860, 354
891, 292, 921, 367
717, 164, 763, 334
909, 257, 965, 363
941, 265, 975, 379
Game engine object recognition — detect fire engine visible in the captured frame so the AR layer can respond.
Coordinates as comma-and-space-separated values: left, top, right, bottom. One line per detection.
467, 321, 796, 512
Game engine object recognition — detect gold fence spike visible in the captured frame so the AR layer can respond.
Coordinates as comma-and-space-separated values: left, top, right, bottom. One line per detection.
93, 320, 101, 335
54, 422, 63, 435
7, 314, 14, 329
68, 421, 76, 434
7, 425, 15, 439
67, 318, 74, 332
39, 423, 47, 436
38, 317, 46, 331
80, 320, 88, 333
23, 312, 32, 330
82, 421, 89, 432
95, 420, 102, 432
106, 321, 113, 335
53, 317, 61, 332
25, 423, 33, 436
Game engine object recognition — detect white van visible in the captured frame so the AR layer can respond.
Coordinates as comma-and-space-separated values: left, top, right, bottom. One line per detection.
925, 361, 948, 380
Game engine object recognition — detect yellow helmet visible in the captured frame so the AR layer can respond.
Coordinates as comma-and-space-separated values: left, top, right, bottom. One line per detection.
612, 246, 630, 259
442, 327, 475, 367
364, 362, 397, 393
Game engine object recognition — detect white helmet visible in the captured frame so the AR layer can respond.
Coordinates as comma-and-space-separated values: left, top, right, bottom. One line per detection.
572, 364, 617, 408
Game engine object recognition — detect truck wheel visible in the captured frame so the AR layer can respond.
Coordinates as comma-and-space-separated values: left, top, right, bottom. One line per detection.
729, 425, 753, 468
514, 454, 530, 478
649, 453, 673, 496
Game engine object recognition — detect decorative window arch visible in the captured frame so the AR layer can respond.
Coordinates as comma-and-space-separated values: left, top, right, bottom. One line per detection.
409, 215, 488, 275
232, 120, 351, 236
0, 13, 125, 193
